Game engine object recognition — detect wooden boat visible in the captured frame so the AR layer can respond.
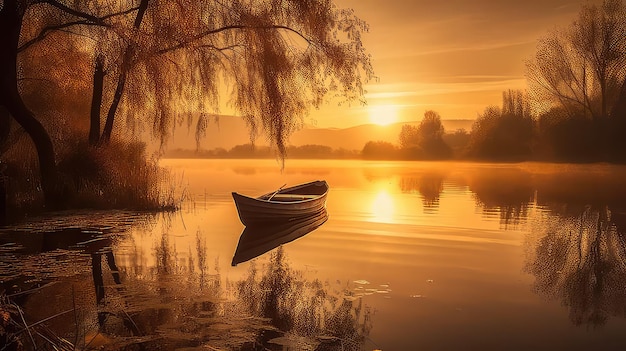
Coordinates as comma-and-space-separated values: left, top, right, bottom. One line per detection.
232, 208, 328, 266
232, 180, 328, 226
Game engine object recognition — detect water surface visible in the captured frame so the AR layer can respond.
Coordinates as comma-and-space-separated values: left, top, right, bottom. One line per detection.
3, 159, 626, 350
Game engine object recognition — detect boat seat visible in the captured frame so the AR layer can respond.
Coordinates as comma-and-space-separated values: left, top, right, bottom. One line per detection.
269, 194, 318, 200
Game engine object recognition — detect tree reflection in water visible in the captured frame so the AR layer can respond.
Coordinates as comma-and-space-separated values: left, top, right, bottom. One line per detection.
95, 232, 374, 350
526, 206, 626, 327
0, 221, 374, 350
399, 172, 444, 213
236, 246, 373, 350
468, 168, 534, 229
98, 230, 258, 350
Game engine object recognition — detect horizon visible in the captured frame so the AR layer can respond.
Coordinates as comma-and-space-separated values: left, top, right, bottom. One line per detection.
300, 0, 604, 129
164, 116, 474, 151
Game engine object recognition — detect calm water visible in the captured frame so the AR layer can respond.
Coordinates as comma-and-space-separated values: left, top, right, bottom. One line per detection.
3, 159, 626, 350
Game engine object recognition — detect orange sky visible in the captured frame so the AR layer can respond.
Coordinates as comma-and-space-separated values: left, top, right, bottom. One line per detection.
308, 0, 603, 128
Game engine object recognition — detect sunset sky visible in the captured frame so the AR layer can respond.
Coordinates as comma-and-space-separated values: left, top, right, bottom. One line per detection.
310, 0, 602, 128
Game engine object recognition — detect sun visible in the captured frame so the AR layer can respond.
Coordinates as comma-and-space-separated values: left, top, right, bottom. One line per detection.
369, 105, 399, 126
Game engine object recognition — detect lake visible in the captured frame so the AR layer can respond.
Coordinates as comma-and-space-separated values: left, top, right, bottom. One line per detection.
3, 159, 626, 350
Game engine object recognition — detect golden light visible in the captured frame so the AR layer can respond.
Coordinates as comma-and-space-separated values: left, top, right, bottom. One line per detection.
370, 190, 395, 223
368, 104, 399, 126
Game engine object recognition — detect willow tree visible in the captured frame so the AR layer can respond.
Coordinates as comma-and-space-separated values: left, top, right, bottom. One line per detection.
98, 0, 374, 156
1, 0, 373, 207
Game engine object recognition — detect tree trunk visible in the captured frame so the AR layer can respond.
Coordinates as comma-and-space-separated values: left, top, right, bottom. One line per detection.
100, 0, 150, 144
100, 59, 128, 143
611, 77, 626, 119
89, 54, 105, 145
608, 77, 626, 161
0, 106, 11, 151
0, 1, 59, 208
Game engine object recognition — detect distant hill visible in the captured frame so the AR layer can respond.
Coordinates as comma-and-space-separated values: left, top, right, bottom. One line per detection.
290, 119, 473, 150
165, 115, 473, 151
166, 115, 251, 150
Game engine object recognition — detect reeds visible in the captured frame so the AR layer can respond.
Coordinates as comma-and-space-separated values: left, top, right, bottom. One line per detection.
2, 137, 179, 222
1, 293, 75, 351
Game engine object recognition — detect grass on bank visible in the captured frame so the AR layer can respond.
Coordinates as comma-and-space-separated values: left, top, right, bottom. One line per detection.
1, 138, 179, 222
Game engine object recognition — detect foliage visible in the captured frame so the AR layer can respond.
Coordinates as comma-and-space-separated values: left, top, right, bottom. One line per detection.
523, 0, 626, 162
398, 110, 451, 159
2, 137, 176, 219
517, 0, 626, 163
416, 110, 451, 159
1, 41, 178, 218
0, 296, 23, 351
18, 0, 374, 153
57, 139, 177, 210
361, 141, 399, 160
442, 128, 471, 158
418, 110, 446, 142
399, 125, 419, 150
534, 108, 601, 161
468, 90, 534, 161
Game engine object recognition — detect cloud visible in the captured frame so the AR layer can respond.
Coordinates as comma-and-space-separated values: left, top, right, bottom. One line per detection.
366, 77, 526, 100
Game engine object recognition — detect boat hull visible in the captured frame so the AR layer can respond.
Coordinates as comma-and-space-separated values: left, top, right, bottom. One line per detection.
232, 180, 328, 226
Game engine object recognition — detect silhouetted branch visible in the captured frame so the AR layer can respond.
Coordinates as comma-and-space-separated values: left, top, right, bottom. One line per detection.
198, 44, 243, 52
18, 6, 140, 53
42, 0, 103, 23
18, 20, 92, 52
156, 24, 313, 56
101, 6, 141, 21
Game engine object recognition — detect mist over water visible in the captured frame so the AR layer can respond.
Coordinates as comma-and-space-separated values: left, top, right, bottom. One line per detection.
3, 159, 626, 350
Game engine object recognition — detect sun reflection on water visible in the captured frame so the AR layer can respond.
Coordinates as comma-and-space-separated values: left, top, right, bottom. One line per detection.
370, 189, 395, 223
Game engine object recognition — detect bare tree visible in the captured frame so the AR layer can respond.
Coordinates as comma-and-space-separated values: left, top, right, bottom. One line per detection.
502, 89, 531, 119
526, 0, 626, 120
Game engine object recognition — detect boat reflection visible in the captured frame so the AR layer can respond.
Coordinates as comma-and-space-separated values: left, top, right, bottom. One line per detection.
232, 208, 328, 266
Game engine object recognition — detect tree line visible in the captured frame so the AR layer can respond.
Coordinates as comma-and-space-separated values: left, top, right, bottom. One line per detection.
165, 144, 360, 159
365, 0, 626, 162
